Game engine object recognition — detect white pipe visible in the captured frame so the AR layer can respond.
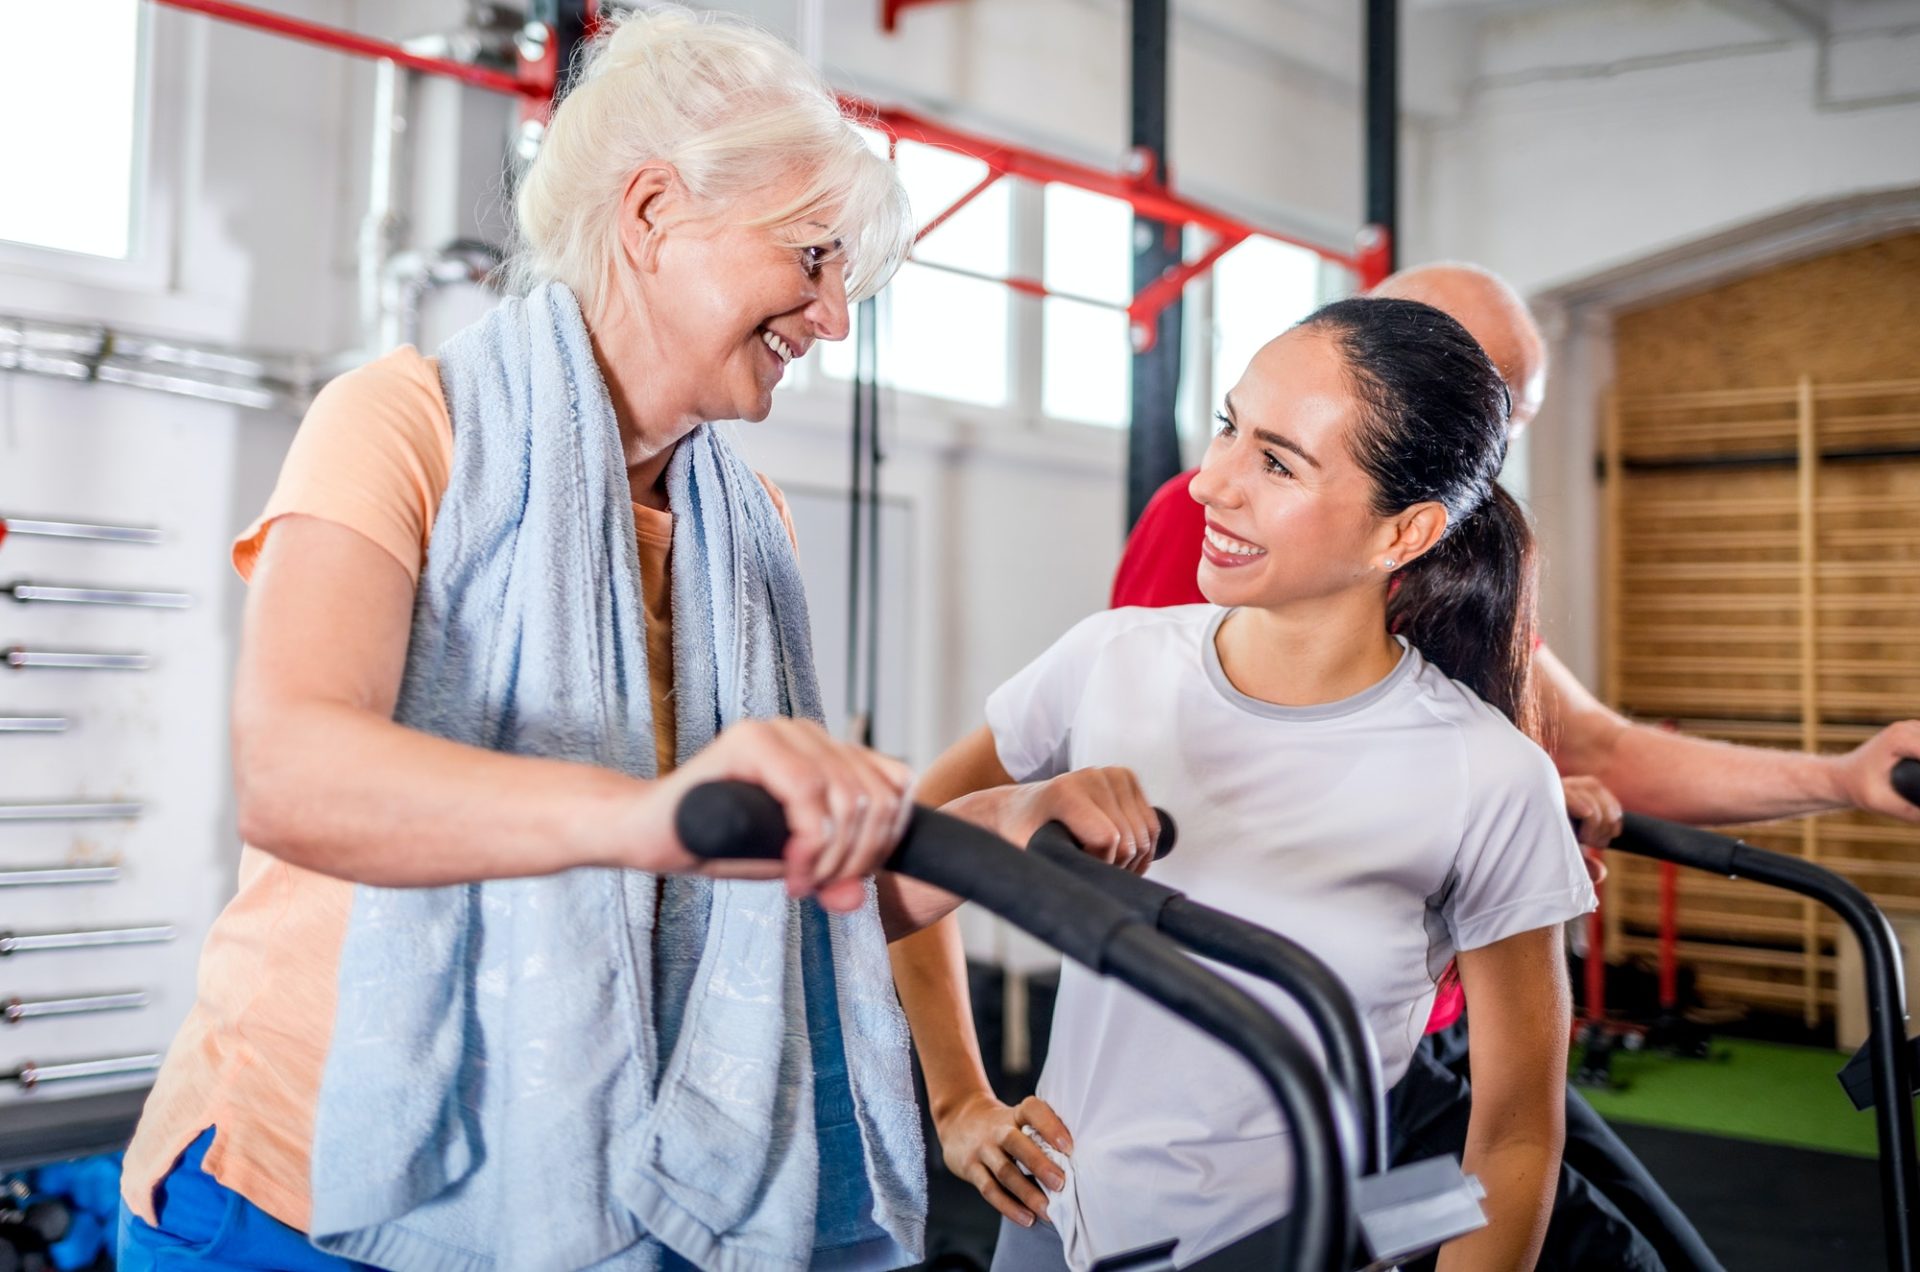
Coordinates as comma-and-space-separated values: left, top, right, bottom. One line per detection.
361, 57, 413, 352
379, 240, 503, 352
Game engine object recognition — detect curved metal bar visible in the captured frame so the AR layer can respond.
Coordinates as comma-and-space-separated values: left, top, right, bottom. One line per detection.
1614, 813, 1917, 1271
0, 926, 175, 956
677, 781, 1351, 1271
1026, 823, 1385, 1179
0, 517, 162, 546
3, 583, 191, 609
0, 865, 120, 887
6, 1053, 162, 1089
4, 991, 150, 1024
0, 801, 144, 822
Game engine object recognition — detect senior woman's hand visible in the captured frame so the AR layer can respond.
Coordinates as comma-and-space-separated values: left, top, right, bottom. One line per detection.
644, 719, 914, 911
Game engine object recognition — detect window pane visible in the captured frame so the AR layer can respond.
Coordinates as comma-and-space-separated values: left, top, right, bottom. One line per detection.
1211, 238, 1322, 399
821, 139, 1010, 405
883, 263, 1010, 407
0, 1, 142, 258
1042, 298, 1128, 426
1041, 185, 1132, 427
1043, 185, 1131, 304
896, 141, 1009, 271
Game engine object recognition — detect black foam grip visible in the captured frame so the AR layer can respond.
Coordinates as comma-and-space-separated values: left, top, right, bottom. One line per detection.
675, 780, 789, 860
1152, 809, 1178, 860
672, 782, 1141, 972
1029, 822, 1182, 916
889, 806, 1137, 971
1616, 813, 1740, 876
1893, 758, 1920, 809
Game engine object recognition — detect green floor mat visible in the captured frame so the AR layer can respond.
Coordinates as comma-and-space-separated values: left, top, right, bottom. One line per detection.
1572, 1037, 1883, 1158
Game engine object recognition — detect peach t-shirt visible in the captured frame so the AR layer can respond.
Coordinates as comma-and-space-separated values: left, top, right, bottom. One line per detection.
121, 347, 796, 1231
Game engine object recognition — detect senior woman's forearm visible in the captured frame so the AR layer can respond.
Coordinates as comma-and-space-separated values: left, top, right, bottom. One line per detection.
232, 515, 672, 885
234, 698, 655, 885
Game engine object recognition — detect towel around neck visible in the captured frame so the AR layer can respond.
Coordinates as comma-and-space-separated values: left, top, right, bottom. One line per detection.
306, 282, 926, 1272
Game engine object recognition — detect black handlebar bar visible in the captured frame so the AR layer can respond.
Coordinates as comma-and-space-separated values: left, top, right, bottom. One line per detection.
674, 780, 1350, 1272
1026, 821, 1386, 1179
1612, 812, 1919, 1271
1894, 758, 1920, 809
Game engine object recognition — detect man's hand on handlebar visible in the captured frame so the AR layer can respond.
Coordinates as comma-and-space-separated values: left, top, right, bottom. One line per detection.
934, 1091, 1074, 1230
642, 719, 913, 912
1833, 720, 1920, 824
943, 767, 1160, 875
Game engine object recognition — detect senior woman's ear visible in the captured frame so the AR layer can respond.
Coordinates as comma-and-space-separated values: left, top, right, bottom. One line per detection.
617, 163, 685, 273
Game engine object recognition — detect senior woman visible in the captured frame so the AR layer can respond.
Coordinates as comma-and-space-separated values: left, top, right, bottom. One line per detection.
117, 10, 962, 1271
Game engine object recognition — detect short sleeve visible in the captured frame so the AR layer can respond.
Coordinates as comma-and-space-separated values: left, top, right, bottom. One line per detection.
1444, 733, 1597, 952
231, 348, 453, 585
983, 611, 1119, 783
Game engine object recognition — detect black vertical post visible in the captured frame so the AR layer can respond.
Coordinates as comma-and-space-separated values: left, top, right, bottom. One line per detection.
1126, 0, 1183, 531
529, 0, 592, 91
1364, 0, 1399, 274
846, 297, 879, 749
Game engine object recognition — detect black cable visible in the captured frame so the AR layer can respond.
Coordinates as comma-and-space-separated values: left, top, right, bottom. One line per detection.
846, 299, 871, 738
862, 297, 882, 749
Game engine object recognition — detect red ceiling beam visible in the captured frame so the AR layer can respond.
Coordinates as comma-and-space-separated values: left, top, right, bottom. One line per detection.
882, 0, 959, 34
145, 0, 1392, 349
147, 0, 547, 98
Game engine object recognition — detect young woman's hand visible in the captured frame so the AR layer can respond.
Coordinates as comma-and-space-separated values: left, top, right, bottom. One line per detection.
946, 767, 1160, 873
935, 1091, 1074, 1229
636, 718, 914, 912
1559, 774, 1623, 850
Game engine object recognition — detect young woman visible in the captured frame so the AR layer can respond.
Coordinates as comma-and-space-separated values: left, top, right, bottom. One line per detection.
889, 297, 1596, 1271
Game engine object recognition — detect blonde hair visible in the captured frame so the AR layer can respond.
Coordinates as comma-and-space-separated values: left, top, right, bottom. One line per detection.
510, 6, 911, 318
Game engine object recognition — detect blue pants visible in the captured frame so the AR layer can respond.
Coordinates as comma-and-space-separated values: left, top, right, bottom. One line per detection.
117, 1129, 371, 1271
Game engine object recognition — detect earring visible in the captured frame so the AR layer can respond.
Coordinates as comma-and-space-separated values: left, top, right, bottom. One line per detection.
1383, 558, 1397, 570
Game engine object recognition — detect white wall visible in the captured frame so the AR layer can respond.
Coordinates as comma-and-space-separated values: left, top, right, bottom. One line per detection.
0, 0, 519, 1107
0, 1, 351, 1105
1409, 0, 1920, 681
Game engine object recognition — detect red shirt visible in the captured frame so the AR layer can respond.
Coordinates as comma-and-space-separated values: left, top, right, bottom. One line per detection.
1110, 471, 1209, 609
1109, 469, 1467, 1034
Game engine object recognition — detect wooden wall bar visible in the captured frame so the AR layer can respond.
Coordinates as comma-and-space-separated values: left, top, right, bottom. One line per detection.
1599, 377, 1920, 1025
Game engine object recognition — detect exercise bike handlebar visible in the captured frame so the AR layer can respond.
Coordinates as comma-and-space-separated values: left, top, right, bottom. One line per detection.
674, 780, 1353, 1272
1893, 757, 1920, 809
1025, 820, 1387, 1179
1610, 808, 1919, 1272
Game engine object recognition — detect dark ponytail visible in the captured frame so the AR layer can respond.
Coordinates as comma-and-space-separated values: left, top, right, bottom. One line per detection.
1297, 297, 1541, 738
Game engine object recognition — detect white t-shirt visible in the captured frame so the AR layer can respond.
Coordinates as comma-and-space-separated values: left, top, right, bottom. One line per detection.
983, 605, 1595, 1271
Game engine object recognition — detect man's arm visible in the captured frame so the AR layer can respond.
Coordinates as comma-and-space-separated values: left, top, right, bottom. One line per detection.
1537, 644, 1920, 826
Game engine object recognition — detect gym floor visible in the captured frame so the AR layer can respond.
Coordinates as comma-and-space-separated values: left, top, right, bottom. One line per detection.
1585, 1037, 1888, 1269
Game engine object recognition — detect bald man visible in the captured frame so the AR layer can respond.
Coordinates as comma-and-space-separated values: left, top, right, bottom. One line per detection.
1106, 262, 1920, 1270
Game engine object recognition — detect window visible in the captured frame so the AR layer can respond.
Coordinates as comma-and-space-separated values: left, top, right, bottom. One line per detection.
0, 0, 144, 259
823, 139, 1011, 407
1040, 185, 1131, 428
1210, 237, 1325, 401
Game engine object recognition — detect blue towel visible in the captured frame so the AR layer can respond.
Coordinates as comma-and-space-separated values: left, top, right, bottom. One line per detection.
307, 283, 925, 1272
